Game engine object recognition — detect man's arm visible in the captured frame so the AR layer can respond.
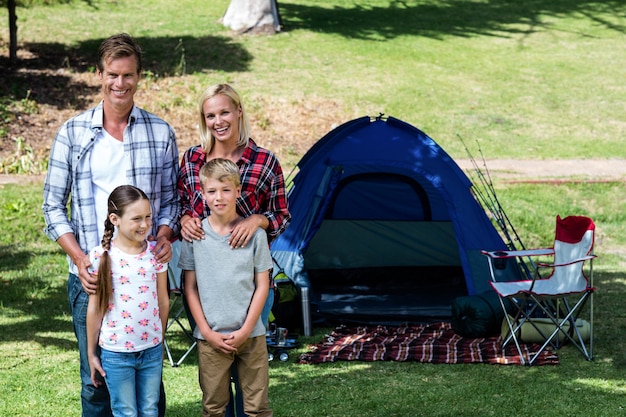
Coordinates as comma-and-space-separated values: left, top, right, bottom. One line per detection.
42, 123, 75, 242
151, 127, 181, 263
57, 233, 97, 294
42, 118, 95, 289
158, 127, 181, 235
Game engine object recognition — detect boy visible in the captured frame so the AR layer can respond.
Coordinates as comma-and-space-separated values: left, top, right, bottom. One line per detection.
179, 158, 273, 417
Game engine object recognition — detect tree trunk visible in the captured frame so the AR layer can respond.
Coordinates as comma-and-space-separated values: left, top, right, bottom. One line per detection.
221, 0, 281, 34
8, 0, 18, 63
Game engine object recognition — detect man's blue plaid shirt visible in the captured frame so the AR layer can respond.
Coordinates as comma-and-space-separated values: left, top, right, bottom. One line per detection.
43, 101, 181, 273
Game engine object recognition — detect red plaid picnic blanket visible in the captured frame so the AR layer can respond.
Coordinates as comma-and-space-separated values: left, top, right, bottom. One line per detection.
298, 322, 559, 365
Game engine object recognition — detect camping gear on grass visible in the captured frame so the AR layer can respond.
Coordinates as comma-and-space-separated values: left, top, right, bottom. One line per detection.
266, 324, 300, 362
483, 215, 596, 365
501, 315, 591, 344
451, 291, 513, 338
270, 264, 301, 332
298, 323, 559, 366
271, 115, 522, 324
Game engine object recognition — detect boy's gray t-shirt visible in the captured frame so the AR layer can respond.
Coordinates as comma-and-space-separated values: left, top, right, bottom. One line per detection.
178, 218, 273, 339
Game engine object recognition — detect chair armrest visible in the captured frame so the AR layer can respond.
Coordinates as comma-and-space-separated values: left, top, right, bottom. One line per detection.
481, 248, 554, 259
537, 254, 597, 268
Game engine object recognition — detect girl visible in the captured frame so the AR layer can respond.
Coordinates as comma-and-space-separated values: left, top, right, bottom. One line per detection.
86, 185, 169, 417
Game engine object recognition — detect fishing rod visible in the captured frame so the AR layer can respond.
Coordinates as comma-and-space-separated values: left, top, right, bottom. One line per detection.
458, 135, 516, 246
475, 143, 527, 249
467, 157, 510, 243
458, 135, 539, 279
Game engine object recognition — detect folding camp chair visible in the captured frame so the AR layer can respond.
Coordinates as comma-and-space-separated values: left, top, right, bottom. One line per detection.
481, 215, 596, 365
164, 240, 197, 367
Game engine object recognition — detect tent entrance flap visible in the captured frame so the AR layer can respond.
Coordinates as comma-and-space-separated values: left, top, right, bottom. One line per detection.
304, 220, 467, 321
305, 220, 461, 269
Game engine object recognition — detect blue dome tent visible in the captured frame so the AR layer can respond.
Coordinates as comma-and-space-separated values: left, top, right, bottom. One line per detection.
271, 115, 520, 324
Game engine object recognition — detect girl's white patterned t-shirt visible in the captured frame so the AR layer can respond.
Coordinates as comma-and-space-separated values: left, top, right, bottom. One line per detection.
89, 241, 167, 352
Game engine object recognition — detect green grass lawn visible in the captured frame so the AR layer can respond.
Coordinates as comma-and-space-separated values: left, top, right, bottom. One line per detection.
1, 1, 626, 416
1, 180, 625, 417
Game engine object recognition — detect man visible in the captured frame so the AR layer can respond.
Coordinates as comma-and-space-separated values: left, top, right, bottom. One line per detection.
42, 33, 180, 417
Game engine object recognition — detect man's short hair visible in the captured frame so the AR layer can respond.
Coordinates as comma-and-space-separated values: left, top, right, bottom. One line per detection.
97, 33, 143, 74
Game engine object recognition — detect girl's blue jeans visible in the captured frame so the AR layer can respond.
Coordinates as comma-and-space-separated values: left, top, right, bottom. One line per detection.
101, 344, 163, 417
68, 273, 165, 417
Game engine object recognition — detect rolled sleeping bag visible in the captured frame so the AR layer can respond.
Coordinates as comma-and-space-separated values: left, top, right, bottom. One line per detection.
451, 291, 513, 338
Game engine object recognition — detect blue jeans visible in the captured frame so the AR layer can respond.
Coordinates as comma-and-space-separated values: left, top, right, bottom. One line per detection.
225, 288, 274, 417
101, 344, 163, 417
68, 273, 166, 417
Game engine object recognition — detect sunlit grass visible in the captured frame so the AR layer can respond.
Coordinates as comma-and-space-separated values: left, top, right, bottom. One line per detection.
1, 180, 625, 416
1, 1, 626, 415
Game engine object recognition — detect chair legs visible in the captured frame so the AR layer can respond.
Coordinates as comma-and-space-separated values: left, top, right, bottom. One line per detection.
499, 292, 593, 365
164, 290, 197, 367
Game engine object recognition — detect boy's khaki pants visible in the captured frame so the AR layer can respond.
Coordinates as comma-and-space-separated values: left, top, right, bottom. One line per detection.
197, 335, 272, 417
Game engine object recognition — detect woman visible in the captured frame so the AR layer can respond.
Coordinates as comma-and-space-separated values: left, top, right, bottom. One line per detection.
178, 83, 290, 246
177, 83, 290, 416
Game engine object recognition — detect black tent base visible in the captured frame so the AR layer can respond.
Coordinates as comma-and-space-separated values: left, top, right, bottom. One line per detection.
306, 266, 468, 325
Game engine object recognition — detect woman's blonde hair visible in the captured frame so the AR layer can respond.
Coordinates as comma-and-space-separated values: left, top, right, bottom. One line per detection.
198, 83, 250, 154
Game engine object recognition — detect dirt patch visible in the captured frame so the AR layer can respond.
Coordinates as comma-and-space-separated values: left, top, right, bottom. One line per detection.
455, 158, 626, 182
2, 55, 625, 185
0, 61, 345, 180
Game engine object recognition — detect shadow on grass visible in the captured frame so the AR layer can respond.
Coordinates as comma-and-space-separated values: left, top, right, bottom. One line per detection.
0, 34, 252, 110
2, 0, 624, 110
163, 402, 203, 417
0, 227, 73, 351
0, 245, 32, 272
279, 0, 626, 40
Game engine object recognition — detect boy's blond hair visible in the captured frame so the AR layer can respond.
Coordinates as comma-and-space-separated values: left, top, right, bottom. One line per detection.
199, 158, 241, 189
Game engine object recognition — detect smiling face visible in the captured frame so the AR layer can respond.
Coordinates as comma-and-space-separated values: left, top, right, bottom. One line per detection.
201, 176, 241, 218
110, 198, 152, 248
97, 55, 140, 113
201, 94, 243, 146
